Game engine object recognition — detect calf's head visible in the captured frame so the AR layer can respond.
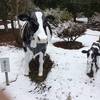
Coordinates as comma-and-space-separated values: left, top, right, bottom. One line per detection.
82, 48, 100, 64
18, 11, 54, 43
82, 48, 100, 78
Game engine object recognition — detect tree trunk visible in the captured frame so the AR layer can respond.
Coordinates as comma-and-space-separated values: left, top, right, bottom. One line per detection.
73, 17, 76, 22
73, 14, 77, 22
17, 19, 22, 35
3, 20, 8, 32
16, 19, 22, 46
87, 17, 92, 24
11, 19, 14, 31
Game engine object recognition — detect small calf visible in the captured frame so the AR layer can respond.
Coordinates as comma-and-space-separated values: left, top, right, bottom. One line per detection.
82, 42, 100, 78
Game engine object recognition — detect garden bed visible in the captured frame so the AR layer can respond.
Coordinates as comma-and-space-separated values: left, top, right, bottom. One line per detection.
29, 54, 54, 83
0, 29, 22, 47
53, 41, 84, 49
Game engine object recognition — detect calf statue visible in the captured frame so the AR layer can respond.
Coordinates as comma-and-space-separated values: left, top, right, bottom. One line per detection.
18, 11, 54, 76
82, 42, 100, 78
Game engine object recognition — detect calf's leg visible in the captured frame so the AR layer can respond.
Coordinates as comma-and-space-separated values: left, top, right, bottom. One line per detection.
38, 52, 44, 76
87, 63, 94, 78
23, 42, 27, 52
95, 62, 99, 72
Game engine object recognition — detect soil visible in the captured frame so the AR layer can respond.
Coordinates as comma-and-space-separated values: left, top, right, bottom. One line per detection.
53, 41, 84, 49
0, 29, 22, 47
29, 54, 54, 83
0, 29, 53, 83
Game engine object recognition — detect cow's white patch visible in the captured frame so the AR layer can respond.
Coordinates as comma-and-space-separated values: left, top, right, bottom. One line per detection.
35, 12, 47, 42
23, 48, 33, 75
30, 35, 38, 48
46, 26, 52, 43
87, 50, 93, 63
92, 45, 99, 50
38, 52, 44, 76
87, 50, 93, 73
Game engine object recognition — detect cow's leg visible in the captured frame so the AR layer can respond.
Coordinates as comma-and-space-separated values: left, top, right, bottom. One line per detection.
96, 57, 100, 71
23, 42, 27, 52
87, 63, 94, 78
38, 52, 44, 76
24, 48, 33, 76
95, 56, 100, 72
22, 50, 29, 75
87, 61, 91, 74
95, 62, 99, 72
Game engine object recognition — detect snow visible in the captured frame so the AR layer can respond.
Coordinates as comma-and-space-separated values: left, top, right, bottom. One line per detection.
76, 18, 88, 23
0, 25, 5, 29
78, 29, 100, 47
0, 20, 26, 29
0, 29, 100, 100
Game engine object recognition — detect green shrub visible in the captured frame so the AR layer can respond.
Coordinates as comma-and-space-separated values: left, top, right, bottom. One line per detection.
45, 8, 72, 24
57, 21, 86, 42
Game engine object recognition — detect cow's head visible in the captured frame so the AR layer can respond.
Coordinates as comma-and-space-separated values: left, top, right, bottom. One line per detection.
18, 11, 54, 42
82, 48, 100, 62
82, 47, 100, 71
82, 48, 100, 78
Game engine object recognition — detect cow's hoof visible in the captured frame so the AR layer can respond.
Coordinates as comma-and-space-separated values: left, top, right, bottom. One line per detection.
23, 47, 27, 52
96, 67, 99, 72
87, 73, 93, 78
38, 73, 43, 77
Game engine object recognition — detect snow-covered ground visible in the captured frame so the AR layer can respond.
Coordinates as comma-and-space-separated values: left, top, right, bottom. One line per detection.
0, 29, 100, 100
0, 20, 26, 29
76, 18, 88, 23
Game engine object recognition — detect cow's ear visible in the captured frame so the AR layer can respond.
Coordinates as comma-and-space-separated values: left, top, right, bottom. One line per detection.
82, 50, 88, 53
45, 15, 58, 27
45, 15, 55, 22
18, 14, 30, 21
97, 53, 100, 56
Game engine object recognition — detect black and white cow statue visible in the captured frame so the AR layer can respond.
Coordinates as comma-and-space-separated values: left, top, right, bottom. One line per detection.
82, 42, 100, 78
18, 11, 54, 76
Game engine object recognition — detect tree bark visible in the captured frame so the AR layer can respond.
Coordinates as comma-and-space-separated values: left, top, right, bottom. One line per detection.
11, 19, 14, 31
73, 14, 77, 22
3, 20, 8, 32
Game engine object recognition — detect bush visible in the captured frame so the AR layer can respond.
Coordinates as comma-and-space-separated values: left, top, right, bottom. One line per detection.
45, 8, 72, 24
57, 21, 86, 42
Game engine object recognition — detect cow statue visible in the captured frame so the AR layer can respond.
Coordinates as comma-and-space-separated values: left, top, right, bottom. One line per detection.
82, 42, 100, 78
18, 11, 54, 76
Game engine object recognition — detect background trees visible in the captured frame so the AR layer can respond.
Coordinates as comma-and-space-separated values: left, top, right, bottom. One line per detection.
33, 0, 100, 23
0, 0, 100, 31
45, 8, 72, 24
0, 0, 10, 31
0, 0, 34, 31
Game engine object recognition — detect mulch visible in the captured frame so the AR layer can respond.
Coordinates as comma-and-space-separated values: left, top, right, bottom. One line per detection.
53, 41, 84, 49
29, 54, 54, 83
0, 29, 22, 47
